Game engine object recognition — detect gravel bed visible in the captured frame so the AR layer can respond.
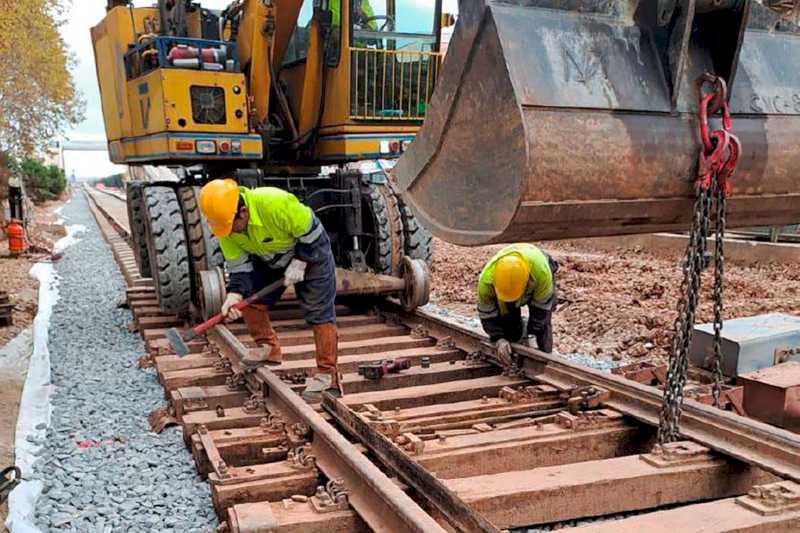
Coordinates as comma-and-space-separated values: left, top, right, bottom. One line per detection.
28, 194, 216, 533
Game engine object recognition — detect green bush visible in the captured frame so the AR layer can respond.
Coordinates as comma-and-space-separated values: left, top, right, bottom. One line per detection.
9, 156, 67, 203
96, 173, 124, 189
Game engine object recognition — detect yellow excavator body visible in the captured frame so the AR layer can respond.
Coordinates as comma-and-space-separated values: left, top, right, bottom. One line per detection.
91, 0, 445, 167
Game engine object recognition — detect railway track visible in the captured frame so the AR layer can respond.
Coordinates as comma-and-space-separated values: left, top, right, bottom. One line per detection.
84, 187, 800, 533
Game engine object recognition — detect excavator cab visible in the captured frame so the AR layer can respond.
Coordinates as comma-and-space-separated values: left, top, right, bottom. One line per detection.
93, 0, 445, 167
274, 0, 446, 162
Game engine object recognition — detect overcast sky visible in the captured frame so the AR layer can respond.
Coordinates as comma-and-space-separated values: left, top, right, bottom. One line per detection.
60, 0, 457, 179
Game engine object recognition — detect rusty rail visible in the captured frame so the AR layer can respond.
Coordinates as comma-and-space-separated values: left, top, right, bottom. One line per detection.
207, 326, 446, 533
407, 306, 800, 483
84, 187, 131, 240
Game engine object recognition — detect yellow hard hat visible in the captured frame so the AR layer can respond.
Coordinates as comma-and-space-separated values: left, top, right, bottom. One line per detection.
494, 254, 530, 302
199, 179, 240, 237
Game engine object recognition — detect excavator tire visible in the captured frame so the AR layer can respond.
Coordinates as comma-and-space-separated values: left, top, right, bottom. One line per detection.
125, 182, 152, 278
177, 186, 223, 306
363, 183, 405, 277
142, 186, 191, 315
398, 198, 434, 267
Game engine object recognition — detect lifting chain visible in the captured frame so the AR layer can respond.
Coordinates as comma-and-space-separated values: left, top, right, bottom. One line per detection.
658, 74, 740, 444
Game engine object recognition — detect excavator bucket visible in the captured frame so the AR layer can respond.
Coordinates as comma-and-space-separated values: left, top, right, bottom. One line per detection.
393, 1, 800, 245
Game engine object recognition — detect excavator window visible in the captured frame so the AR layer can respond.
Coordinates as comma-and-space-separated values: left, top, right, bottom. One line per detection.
283, 0, 314, 66
283, 0, 342, 67
350, 0, 439, 52
349, 0, 442, 120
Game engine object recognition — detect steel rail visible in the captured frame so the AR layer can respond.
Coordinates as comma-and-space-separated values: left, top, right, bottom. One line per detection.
206, 325, 447, 533
324, 394, 502, 533
408, 306, 800, 483
84, 188, 131, 239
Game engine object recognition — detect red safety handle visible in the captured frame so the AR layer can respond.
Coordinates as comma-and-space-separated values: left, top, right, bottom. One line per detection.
193, 277, 285, 336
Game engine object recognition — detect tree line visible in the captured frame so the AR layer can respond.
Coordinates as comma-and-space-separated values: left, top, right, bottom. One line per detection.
0, 0, 84, 219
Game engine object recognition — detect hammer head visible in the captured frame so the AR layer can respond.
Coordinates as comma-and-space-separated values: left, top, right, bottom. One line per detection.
166, 327, 192, 357
358, 361, 386, 381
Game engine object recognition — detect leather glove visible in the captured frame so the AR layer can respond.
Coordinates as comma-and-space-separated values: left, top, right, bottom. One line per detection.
495, 339, 514, 368
284, 259, 307, 286
221, 292, 244, 322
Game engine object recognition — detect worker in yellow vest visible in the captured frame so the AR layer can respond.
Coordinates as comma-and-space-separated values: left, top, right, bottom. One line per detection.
199, 179, 340, 402
477, 244, 559, 366
330, 0, 377, 31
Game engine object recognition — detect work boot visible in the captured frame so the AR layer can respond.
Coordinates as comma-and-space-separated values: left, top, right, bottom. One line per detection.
241, 304, 282, 365
302, 323, 341, 403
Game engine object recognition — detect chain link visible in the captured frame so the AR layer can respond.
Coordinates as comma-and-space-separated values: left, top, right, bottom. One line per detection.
711, 185, 727, 406
658, 184, 712, 443
658, 74, 740, 444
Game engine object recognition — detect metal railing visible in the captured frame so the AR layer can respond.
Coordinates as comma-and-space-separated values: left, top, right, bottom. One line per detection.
350, 47, 443, 120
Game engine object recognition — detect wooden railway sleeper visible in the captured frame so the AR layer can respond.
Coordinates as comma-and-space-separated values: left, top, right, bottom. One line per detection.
190, 421, 295, 476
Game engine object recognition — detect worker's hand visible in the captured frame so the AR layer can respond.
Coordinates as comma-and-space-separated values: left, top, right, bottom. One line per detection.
284, 259, 307, 286
222, 292, 244, 322
495, 339, 514, 367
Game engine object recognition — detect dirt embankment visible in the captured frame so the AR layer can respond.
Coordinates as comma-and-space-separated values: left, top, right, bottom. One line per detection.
429, 238, 800, 365
0, 200, 66, 346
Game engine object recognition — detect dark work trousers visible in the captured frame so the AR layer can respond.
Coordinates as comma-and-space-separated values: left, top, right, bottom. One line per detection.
228, 231, 337, 325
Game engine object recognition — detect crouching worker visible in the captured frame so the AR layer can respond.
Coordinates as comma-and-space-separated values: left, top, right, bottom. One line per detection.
198, 179, 340, 402
477, 244, 558, 366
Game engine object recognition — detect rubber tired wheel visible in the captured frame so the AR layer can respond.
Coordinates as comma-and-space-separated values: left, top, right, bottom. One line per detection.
396, 194, 434, 266
363, 183, 405, 276
177, 186, 223, 306
125, 182, 152, 278
142, 186, 192, 315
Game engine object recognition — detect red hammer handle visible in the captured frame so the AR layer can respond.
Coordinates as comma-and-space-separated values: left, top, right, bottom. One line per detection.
191, 278, 286, 337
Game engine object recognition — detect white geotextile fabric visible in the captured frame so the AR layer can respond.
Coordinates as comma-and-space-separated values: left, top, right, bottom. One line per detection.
5, 223, 85, 533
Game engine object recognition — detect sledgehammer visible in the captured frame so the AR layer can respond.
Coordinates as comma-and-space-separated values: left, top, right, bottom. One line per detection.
166, 278, 285, 357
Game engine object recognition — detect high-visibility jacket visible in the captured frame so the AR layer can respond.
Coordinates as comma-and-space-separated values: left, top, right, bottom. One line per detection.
218, 187, 323, 274
477, 244, 554, 319
331, 0, 376, 29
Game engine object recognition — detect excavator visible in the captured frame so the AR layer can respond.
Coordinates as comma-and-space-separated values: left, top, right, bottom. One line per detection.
92, 0, 800, 318
92, 0, 449, 315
